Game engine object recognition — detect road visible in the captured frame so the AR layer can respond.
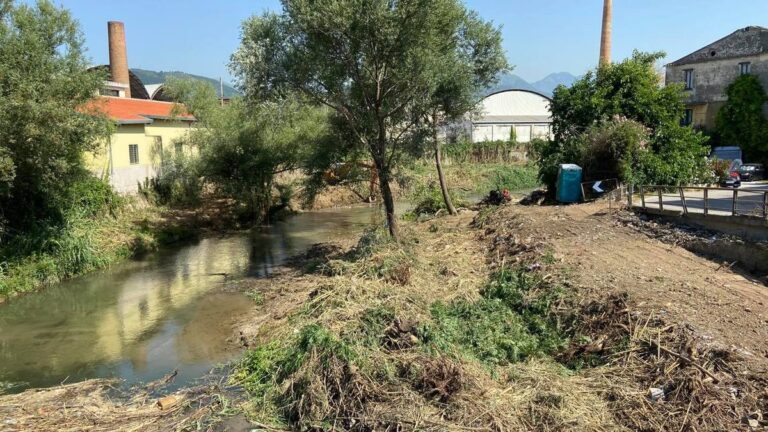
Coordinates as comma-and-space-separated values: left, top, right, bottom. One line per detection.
638, 182, 768, 217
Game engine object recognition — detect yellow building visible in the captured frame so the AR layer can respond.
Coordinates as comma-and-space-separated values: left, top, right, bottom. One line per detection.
82, 21, 197, 193
86, 96, 196, 193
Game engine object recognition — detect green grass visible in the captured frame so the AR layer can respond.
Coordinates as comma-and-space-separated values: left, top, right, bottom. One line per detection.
0, 203, 199, 300
420, 267, 566, 366
401, 161, 540, 204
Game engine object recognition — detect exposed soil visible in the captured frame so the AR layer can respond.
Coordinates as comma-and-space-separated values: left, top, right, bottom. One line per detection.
486, 202, 768, 360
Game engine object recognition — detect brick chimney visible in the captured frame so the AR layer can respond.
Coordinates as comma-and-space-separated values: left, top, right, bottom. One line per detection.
108, 21, 130, 98
599, 0, 612, 67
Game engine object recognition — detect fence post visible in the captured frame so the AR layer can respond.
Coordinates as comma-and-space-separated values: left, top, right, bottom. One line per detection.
640, 186, 646, 209
703, 188, 709, 216
763, 192, 767, 219
627, 184, 634, 208
732, 189, 738, 216
679, 187, 688, 215
658, 188, 664, 211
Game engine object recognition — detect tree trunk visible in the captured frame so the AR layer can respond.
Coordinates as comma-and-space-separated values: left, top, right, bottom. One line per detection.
434, 140, 457, 216
375, 159, 399, 239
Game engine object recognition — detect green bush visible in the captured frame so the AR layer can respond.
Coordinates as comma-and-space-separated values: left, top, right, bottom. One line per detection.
409, 183, 467, 216
536, 51, 710, 191
139, 150, 202, 206
716, 74, 768, 164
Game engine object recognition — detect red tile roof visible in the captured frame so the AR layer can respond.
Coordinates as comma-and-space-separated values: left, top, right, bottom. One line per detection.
83, 96, 196, 124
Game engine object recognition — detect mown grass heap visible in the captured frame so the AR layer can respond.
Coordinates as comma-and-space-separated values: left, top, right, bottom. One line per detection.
233, 202, 768, 431
233, 216, 619, 431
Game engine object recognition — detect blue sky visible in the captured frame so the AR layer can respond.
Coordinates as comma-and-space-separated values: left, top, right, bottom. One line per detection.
36, 0, 768, 84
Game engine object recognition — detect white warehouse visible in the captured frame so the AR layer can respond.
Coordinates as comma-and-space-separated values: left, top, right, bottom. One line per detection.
471, 89, 553, 143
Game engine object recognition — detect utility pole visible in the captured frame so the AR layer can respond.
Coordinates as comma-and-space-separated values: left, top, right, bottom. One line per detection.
599, 0, 613, 67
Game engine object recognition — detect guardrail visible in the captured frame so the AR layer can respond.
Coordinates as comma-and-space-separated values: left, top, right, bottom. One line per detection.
634, 185, 768, 219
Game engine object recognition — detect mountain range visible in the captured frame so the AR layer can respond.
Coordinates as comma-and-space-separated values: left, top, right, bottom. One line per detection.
486, 72, 580, 96
131, 69, 239, 98
130, 68, 578, 100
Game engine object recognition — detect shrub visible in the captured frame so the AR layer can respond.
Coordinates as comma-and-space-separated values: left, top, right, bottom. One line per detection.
139, 150, 202, 206
536, 51, 710, 191
716, 74, 768, 164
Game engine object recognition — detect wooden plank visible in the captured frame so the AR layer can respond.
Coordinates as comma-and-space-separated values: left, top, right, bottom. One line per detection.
679, 187, 688, 215
640, 186, 646, 209
703, 188, 709, 216
627, 185, 634, 208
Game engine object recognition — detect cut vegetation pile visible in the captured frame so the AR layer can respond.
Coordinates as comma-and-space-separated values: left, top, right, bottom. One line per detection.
0, 377, 231, 432
233, 199, 768, 431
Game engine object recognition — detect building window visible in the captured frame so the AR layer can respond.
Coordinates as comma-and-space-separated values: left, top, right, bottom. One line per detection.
684, 69, 694, 90
740, 62, 751, 75
174, 142, 183, 156
99, 88, 120, 97
682, 109, 693, 126
129, 144, 139, 165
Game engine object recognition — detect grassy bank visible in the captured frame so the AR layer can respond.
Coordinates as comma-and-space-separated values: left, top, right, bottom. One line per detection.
401, 161, 539, 199
0, 199, 199, 302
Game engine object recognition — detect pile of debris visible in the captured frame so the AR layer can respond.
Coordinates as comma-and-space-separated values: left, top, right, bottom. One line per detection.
564, 293, 768, 431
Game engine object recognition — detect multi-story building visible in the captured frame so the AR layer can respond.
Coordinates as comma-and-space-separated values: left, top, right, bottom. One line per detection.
666, 26, 768, 130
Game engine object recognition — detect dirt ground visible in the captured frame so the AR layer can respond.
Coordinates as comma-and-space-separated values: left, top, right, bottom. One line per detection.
489, 202, 768, 361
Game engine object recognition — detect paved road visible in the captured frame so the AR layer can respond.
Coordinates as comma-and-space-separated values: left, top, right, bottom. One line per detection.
638, 182, 768, 217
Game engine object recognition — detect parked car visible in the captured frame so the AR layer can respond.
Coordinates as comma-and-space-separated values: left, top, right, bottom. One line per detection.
738, 163, 765, 182
721, 170, 742, 188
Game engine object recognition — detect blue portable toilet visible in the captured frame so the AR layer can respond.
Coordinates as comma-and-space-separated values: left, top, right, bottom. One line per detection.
556, 164, 582, 203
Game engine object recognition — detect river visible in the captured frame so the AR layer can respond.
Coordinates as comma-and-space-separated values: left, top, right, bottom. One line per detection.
0, 204, 390, 393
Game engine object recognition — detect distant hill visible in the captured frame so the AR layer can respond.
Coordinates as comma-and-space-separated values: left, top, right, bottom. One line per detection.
485, 71, 580, 97
131, 69, 239, 98
531, 72, 579, 95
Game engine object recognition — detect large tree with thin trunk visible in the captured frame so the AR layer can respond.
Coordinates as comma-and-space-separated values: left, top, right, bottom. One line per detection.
231, 0, 504, 238
421, 12, 507, 215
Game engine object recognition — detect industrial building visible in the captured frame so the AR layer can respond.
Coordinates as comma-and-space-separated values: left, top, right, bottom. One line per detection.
470, 89, 553, 143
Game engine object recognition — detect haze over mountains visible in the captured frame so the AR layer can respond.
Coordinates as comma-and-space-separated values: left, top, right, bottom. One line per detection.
486, 72, 580, 96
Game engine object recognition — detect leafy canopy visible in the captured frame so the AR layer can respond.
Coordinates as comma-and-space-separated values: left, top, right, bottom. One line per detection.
165, 78, 329, 223
535, 51, 709, 189
231, 0, 505, 237
716, 74, 768, 164
0, 0, 111, 230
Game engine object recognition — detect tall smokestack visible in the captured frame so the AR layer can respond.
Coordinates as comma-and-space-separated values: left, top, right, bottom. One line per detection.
599, 0, 612, 67
108, 21, 130, 98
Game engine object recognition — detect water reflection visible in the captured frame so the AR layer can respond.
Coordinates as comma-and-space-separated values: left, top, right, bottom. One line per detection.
0, 204, 387, 391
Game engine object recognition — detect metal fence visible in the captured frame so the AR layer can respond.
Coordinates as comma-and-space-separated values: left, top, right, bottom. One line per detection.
634, 185, 768, 219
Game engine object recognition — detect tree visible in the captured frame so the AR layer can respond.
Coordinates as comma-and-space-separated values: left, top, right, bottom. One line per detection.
0, 0, 111, 230
421, 12, 507, 215
716, 74, 768, 164
231, 0, 503, 238
166, 78, 329, 223
535, 51, 709, 190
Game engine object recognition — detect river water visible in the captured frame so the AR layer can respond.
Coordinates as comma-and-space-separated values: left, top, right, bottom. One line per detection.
0, 205, 389, 393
